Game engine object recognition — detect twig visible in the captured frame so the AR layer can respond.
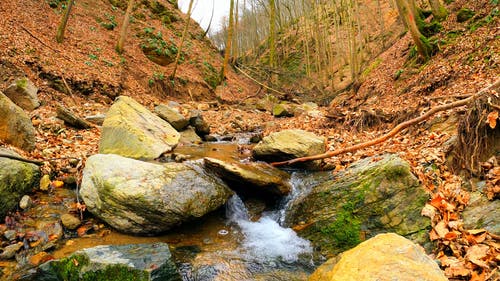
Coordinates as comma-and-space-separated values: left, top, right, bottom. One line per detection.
272, 79, 500, 167
427, 94, 472, 100
234, 64, 287, 96
489, 103, 500, 111
0, 153, 44, 166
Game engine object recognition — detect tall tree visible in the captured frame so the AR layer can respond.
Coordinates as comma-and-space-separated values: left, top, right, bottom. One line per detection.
428, 0, 447, 21
171, 0, 194, 78
116, 0, 136, 54
269, 0, 276, 68
394, 0, 431, 60
56, 0, 75, 43
221, 0, 235, 79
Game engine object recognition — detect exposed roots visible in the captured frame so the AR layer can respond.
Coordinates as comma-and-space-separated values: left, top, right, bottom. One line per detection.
451, 95, 500, 175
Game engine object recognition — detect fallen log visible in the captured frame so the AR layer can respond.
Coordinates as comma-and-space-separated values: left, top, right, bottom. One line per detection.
272, 79, 500, 167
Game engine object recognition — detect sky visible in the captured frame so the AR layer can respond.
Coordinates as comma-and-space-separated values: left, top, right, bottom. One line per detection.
177, 0, 230, 32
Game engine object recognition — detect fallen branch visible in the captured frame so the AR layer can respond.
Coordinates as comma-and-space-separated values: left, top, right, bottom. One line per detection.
0, 153, 44, 166
272, 79, 500, 167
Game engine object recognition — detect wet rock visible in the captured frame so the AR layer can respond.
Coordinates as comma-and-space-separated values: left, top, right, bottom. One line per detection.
60, 214, 81, 230
30, 243, 182, 281
204, 135, 218, 142
3, 78, 40, 111
0, 242, 23, 260
286, 154, 430, 255
19, 195, 32, 210
0, 92, 36, 151
463, 192, 499, 234
308, 233, 447, 281
252, 129, 325, 168
36, 220, 63, 242
39, 174, 51, 191
189, 110, 210, 137
0, 149, 40, 218
29, 251, 54, 267
272, 103, 294, 117
80, 154, 233, 234
3, 230, 17, 241
179, 126, 203, 145
155, 104, 189, 131
99, 96, 180, 160
204, 157, 291, 198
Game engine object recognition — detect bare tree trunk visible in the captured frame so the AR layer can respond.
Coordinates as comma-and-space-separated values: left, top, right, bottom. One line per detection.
269, 0, 276, 68
202, 0, 215, 38
171, 0, 194, 78
221, 0, 235, 79
395, 0, 430, 60
116, 0, 136, 54
56, 0, 75, 43
428, 0, 447, 20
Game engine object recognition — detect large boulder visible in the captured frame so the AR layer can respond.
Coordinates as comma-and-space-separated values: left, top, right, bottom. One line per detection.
308, 233, 447, 281
154, 104, 189, 131
3, 78, 40, 111
252, 129, 325, 165
286, 154, 430, 255
0, 149, 41, 219
99, 96, 180, 160
463, 191, 499, 234
30, 243, 181, 281
80, 154, 233, 234
204, 157, 291, 198
0, 92, 36, 151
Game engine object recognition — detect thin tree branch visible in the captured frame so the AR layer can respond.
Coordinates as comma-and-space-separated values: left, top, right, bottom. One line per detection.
0, 153, 44, 166
272, 79, 500, 167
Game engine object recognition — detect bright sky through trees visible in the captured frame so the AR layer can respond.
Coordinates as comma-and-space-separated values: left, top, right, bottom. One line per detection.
178, 0, 230, 31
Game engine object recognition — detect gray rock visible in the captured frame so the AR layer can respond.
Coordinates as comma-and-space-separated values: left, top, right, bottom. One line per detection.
155, 104, 189, 131
3, 230, 17, 241
3, 78, 40, 111
0, 243, 23, 260
19, 195, 32, 210
60, 214, 81, 230
85, 114, 106, 125
204, 157, 291, 198
189, 110, 210, 136
285, 154, 430, 255
33, 243, 181, 281
463, 192, 499, 234
308, 233, 447, 281
99, 96, 180, 160
0, 92, 36, 151
80, 154, 233, 234
0, 150, 40, 218
252, 129, 325, 166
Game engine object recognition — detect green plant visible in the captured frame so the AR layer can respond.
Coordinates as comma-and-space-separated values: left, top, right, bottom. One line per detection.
394, 69, 404, 80
201, 61, 221, 89
88, 54, 98, 60
148, 71, 165, 86
84, 61, 93, 66
140, 28, 181, 65
98, 13, 118, 30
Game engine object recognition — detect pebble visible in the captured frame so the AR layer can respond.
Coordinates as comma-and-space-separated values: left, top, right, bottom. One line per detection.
0, 243, 23, 259
60, 214, 81, 230
39, 174, 51, 191
19, 195, 32, 210
3, 230, 17, 241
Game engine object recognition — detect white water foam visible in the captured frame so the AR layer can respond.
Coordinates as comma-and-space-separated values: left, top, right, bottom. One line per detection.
226, 195, 312, 263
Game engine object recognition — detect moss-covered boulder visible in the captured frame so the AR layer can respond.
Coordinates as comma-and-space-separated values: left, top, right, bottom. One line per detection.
80, 154, 233, 234
457, 8, 475, 23
272, 103, 294, 117
285, 154, 430, 256
252, 129, 325, 168
32, 243, 181, 281
99, 96, 180, 160
0, 149, 40, 219
204, 157, 291, 198
0, 92, 36, 151
3, 78, 40, 111
308, 233, 447, 281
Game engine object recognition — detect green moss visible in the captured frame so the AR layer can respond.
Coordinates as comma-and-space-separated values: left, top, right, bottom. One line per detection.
361, 58, 382, 77
144, 0, 179, 24
457, 8, 475, 23
15, 78, 28, 90
319, 210, 361, 251
468, 8, 499, 31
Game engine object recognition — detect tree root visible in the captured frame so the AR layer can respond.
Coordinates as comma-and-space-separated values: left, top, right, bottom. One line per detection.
272, 79, 500, 167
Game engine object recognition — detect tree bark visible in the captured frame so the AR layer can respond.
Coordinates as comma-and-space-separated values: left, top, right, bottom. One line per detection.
428, 0, 447, 21
116, 0, 136, 54
394, 0, 430, 60
171, 0, 194, 78
56, 0, 75, 43
221, 0, 235, 80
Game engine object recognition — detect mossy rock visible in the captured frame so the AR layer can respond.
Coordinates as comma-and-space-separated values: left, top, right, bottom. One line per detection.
457, 8, 475, 23
31, 243, 181, 281
140, 29, 179, 66
286, 154, 431, 256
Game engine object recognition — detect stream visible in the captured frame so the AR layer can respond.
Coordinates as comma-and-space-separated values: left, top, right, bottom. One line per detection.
3, 141, 321, 280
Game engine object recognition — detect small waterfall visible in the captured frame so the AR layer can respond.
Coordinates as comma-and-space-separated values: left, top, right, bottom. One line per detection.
226, 195, 312, 263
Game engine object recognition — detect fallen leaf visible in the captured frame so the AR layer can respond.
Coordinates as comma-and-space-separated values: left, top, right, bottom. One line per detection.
466, 244, 490, 268
435, 220, 449, 238
51, 180, 64, 188
487, 111, 498, 129
421, 204, 437, 219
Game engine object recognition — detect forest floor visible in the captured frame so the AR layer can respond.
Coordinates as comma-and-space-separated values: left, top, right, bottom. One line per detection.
0, 0, 499, 280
